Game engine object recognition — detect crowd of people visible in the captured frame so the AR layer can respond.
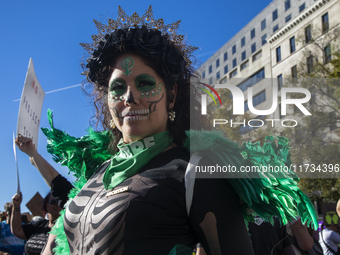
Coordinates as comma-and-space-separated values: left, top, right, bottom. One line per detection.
1, 192, 339, 255
2, 5, 340, 255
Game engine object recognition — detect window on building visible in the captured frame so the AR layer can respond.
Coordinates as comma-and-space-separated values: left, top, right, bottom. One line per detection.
237, 68, 265, 91
230, 69, 237, 78
285, 14, 291, 23
224, 52, 228, 61
261, 34, 267, 45
241, 60, 249, 71
216, 71, 220, 80
307, 56, 313, 73
251, 43, 256, 53
232, 44, 236, 54
241, 36, 246, 47
305, 25, 312, 43
290, 36, 295, 53
273, 24, 279, 32
216, 58, 220, 68
244, 101, 249, 113
299, 3, 305, 13
322, 13, 329, 32
324, 44, 331, 63
277, 74, 283, 90
242, 51, 246, 61
252, 50, 262, 62
291, 65, 297, 78
232, 58, 237, 68
285, 0, 291, 11
220, 77, 227, 84
253, 90, 266, 107
251, 28, 256, 39
202, 71, 205, 79
272, 9, 278, 21
224, 65, 228, 74
209, 77, 213, 85
209, 65, 212, 74
276, 46, 281, 62
261, 19, 266, 31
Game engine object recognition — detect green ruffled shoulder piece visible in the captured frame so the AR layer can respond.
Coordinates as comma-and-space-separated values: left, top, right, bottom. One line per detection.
184, 130, 318, 229
41, 109, 114, 180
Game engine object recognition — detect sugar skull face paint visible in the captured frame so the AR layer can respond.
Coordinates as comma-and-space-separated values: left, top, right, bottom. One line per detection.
109, 78, 127, 101
108, 54, 175, 143
121, 57, 134, 76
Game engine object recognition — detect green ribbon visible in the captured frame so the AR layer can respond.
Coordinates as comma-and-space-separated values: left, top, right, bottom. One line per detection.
103, 131, 173, 190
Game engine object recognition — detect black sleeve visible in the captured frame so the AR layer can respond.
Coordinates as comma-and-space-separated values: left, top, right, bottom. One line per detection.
281, 221, 292, 249
189, 159, 255, 255
51, 174, 74, 209
22, 219, 42, 240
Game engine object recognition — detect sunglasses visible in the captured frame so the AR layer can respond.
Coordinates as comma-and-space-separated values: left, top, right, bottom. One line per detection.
48, 199, 58, 205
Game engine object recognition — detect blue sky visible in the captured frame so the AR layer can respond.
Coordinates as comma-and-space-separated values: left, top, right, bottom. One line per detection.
0, 0, 272, 213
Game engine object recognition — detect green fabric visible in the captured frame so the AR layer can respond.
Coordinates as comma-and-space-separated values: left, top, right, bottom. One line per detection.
184, 130, 318, 229
103, 131, 173, 189
168, 245, 194, 255
42, 110, 318, 255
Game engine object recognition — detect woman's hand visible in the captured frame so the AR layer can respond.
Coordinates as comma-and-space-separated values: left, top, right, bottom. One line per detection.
12, 192, 22, 208
15, 134, 37, 157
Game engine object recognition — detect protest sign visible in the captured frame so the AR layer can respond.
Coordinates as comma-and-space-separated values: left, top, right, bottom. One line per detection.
26, 192, 44, 217
321, 203, 339, 225
16, 58, 45, 146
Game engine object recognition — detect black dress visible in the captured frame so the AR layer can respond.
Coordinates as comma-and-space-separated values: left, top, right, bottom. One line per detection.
63, 147, 254, 255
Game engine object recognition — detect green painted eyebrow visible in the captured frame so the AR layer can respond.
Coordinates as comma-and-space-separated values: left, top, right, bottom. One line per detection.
109, 78, 127, 96
135, 74, 157, 92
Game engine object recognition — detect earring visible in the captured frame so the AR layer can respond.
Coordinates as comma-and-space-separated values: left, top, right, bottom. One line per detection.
168, 110, 176, 122
110, 119, 116, 129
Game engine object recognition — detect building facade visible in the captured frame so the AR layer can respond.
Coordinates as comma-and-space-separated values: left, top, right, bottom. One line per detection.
198, 0, 340, 132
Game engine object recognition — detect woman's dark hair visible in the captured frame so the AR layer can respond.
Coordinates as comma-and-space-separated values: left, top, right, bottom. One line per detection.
82, 26, 203, 150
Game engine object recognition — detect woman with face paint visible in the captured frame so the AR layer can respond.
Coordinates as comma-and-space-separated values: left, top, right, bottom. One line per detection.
44, 6, 318, 255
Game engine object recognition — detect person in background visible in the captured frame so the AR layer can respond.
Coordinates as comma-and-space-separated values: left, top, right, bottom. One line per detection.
15, 135, 74, 255
11, 192, 61, 255
319, 223, 340, 255
15, 134, 73, 209
286, 217, 315, 254
336, 199, 340, 218
249, 217, 296, 255
0, 202, 25, 255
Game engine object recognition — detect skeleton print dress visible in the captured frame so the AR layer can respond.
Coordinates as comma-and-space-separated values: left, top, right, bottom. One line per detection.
62, 147, 253, 255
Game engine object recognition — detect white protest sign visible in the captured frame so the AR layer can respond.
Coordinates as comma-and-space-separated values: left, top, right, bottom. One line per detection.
16, 58, 45, 145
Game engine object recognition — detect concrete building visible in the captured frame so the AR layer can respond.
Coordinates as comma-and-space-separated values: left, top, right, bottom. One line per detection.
198, 0, 340, 133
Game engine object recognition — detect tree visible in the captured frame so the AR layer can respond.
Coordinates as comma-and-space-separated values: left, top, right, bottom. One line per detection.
284, 27, 340, 204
